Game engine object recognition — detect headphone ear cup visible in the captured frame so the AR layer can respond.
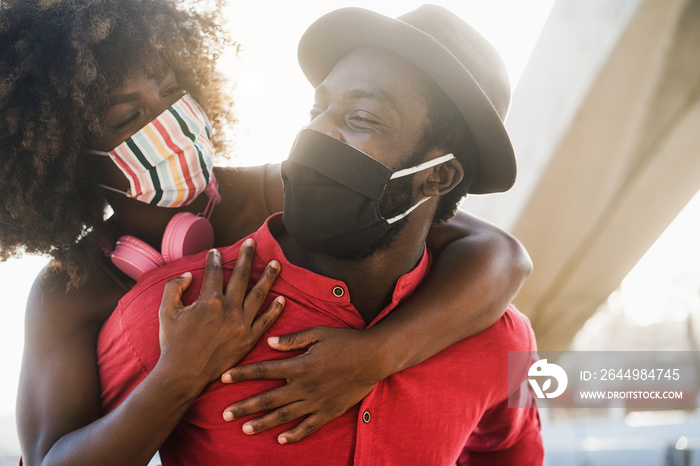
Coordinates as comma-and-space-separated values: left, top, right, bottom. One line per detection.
161, 212, 215, 264
110, 235, 166, 281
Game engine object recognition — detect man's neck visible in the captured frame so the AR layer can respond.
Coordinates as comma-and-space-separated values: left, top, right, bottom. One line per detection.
274, 221, 426, 324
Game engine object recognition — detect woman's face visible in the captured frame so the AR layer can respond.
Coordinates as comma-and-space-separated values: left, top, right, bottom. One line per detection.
90, 69, 184, 192
93, 69, 184, 150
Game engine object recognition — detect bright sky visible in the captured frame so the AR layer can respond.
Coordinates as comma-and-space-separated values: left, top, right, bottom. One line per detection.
620, 189, 700, 326
0, 0, 559, 451
220, 0, 556, 167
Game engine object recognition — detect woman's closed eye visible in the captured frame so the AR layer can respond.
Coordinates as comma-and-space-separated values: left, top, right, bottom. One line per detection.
163, 84, 185, 99
113, 111, 141, 129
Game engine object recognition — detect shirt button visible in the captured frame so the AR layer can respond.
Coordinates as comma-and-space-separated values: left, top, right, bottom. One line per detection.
332, 286, 345, 298
362, 411, 371, 423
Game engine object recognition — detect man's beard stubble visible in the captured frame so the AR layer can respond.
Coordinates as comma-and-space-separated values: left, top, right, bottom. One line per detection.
333, 173, 415, 262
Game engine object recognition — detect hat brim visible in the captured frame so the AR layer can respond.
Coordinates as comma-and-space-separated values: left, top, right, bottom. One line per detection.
298, 7, 516, 194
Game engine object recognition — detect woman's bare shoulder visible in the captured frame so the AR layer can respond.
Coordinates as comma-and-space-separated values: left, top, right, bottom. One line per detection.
26, 263, 127, 328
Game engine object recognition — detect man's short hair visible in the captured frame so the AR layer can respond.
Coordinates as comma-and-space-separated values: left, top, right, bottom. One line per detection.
404, 77, 479, 225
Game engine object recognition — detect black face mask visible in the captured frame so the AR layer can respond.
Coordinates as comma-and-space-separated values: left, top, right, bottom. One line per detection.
281, 129, 455, 257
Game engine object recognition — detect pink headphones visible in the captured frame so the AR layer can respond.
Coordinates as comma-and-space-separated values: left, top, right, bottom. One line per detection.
108, 174, 222, 281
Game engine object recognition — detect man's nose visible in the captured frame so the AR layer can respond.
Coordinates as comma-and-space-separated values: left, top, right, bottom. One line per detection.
306, 111, 346, 142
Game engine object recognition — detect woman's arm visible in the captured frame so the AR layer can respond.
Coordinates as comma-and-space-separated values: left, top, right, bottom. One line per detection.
386, 209, 533, 371
220, 200, 532, 443
17, 245, 282, 466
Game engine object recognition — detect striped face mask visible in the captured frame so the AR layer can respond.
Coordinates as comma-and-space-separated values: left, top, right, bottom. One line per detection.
89, 93, 215, 208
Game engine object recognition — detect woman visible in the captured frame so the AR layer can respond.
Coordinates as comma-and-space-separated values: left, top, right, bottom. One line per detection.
1, 0, 531, 464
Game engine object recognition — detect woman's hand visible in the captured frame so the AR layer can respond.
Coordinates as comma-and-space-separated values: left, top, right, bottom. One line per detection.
220, 326, 384, 444
18, 239, 285, 466
157, 240, 285, 386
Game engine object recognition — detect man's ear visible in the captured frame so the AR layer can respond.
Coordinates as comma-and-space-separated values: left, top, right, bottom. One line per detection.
421, 153, 464, 197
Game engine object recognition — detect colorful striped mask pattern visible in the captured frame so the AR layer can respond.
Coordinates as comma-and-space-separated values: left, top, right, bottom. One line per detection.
93, 93, 215, 208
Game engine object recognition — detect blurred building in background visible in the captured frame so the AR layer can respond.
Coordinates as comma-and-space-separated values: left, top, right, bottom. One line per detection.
464, 0, 700, 463
467, 0, 700, 353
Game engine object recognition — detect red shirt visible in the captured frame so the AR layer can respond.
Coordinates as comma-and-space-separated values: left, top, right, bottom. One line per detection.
97, 215, 543, 465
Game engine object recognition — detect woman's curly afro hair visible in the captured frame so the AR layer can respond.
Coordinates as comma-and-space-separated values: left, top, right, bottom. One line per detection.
0, 0, 234, 285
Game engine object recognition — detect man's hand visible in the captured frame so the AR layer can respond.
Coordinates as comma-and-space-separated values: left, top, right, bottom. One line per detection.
157, 240, 285, 385
220, 326, 384, 444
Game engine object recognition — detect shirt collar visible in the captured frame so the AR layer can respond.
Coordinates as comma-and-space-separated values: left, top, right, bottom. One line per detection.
252, 214, 432, 327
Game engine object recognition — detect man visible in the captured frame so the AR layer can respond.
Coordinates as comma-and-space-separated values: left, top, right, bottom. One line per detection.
98, 5, 542, 464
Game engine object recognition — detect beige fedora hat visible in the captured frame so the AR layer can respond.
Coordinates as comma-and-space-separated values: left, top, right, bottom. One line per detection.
298, 4, 516, 194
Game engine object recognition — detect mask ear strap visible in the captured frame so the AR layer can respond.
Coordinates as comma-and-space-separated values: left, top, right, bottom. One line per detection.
386, 197, 432, 224
99, 183, 130, 197
90, 149, 131, 197
390, 153, 455, 179
86, 149, 112, 157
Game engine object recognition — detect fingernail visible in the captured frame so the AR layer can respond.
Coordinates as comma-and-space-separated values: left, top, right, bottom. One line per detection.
180, 271, 191, 278
244, 238, 254, 248
278, 436, 287, 445
221, 373, 232, 383
242, 423, 254, 434
208, 249, 220, 264
268, 260, 280, 270
276, 296, 285, 305
268, 336, 279, 347
223, 411, 234, 422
